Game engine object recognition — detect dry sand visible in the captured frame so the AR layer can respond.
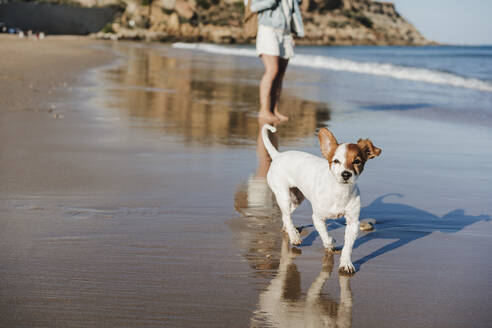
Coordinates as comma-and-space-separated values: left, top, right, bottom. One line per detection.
1, 36, 492, 327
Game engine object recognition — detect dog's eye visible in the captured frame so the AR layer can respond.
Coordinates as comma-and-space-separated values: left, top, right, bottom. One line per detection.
353, 159, 361, 165
333, 159, 340, 164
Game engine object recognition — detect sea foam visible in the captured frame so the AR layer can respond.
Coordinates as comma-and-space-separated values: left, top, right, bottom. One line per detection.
172, 42, 492, 93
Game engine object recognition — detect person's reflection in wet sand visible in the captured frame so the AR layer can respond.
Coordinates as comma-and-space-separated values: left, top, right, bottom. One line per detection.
231, 118, 283, 275
234, 118, 280, 216
255, 118, 278, 178
252, 234, 353, 328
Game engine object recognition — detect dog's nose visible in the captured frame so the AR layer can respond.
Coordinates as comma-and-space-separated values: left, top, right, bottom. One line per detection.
341, 171, 352, 180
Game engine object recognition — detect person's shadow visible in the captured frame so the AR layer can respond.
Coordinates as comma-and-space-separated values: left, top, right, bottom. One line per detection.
349, 193, 491, 270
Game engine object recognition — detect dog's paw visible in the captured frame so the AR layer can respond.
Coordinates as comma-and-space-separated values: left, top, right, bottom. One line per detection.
331, 246, 343, 255
289, 231, 302, 246
359, 219, 375, 232
324, 244, 335, 253
338, 262, 356, 275
323, 238, 336, 251
291, 237, 302, 246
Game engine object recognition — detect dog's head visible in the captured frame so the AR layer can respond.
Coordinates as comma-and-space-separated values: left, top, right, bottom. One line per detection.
318, 128, 381, 184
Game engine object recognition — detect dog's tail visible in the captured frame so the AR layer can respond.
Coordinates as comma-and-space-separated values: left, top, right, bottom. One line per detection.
261, 124, 279, 159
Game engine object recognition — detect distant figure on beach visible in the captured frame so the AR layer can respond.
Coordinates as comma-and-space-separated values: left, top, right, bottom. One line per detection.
250, 0, 304, 123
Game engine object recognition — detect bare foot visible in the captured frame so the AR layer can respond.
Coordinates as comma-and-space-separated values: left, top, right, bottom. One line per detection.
274, 111, 289, 122
259, 110, 279, 124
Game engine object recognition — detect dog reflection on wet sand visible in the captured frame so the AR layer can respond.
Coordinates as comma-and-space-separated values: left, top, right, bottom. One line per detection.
252, 235, 353, 328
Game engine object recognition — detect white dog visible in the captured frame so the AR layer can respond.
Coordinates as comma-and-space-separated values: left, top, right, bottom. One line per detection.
262, 124, 381, 274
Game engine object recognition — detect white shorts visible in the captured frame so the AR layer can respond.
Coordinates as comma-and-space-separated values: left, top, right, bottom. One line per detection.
256, 24, 294, 59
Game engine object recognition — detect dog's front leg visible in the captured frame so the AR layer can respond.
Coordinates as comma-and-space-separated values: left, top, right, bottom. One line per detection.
339, 199, 360, 274
313, 214, 335, 251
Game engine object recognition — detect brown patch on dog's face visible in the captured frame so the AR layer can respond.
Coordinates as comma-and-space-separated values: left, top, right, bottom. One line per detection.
345, 144, 367, 175
357, 139, 382, 160
318, 128, 338, 164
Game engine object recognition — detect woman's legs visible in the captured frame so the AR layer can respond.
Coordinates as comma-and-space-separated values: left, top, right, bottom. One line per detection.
259, 54, 280, 122
272, 58, 289, 121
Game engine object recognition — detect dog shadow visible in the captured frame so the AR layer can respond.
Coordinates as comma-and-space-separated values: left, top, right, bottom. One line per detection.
351, 193, 491, 270
293, 193, 490, 272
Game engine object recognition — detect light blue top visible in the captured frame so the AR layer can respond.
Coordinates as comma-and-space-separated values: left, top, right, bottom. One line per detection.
250, 0, 305, 37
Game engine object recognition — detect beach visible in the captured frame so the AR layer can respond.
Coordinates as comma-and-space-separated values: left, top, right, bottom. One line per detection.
1, 36, 492, 327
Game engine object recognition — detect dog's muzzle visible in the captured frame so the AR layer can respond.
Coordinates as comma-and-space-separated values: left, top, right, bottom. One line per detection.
341, 171, 352, 181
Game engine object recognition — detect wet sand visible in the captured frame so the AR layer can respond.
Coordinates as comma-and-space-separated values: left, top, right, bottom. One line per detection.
1, 37, 492, 327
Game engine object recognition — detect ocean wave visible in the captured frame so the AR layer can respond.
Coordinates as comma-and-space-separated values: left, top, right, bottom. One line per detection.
172, 42, 492, 92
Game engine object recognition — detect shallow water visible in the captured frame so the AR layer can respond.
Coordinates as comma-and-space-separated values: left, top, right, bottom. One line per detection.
97, 44, 332, 146
2, 42, 492, 327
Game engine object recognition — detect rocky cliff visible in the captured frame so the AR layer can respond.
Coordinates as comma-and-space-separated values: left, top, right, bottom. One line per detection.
21, 0, 431, 45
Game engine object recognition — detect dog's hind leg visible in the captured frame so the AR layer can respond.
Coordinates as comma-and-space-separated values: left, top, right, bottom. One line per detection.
271, 186, 302, 246
313, 214, 335, 251
289, 187, 305, 213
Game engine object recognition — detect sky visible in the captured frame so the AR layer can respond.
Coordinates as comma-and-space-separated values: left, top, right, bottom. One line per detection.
391, 0, 492, 45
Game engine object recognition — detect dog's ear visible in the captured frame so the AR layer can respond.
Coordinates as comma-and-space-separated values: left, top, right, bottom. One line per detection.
357, 139, 382, 160
319, 128, 338, 161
